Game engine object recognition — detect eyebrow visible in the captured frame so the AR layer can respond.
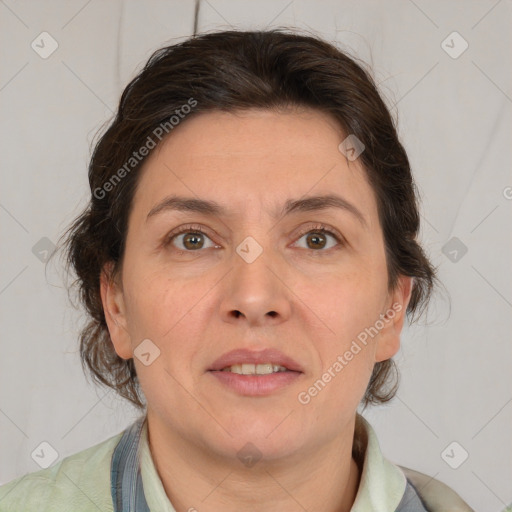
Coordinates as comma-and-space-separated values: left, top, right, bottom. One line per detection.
146, 194, 368, 228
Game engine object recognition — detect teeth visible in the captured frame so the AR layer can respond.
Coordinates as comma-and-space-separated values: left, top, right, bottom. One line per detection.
221, 363, 288, 375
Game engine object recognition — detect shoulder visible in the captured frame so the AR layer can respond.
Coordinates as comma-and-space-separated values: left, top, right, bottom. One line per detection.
0, 429, 124, 512
398, 466, 475, 512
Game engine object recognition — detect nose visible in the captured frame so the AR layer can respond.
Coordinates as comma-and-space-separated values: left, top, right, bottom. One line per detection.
219, 241, 292, 327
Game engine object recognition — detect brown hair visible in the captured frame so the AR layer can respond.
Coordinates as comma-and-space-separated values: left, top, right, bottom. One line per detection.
58, 28, 438, 410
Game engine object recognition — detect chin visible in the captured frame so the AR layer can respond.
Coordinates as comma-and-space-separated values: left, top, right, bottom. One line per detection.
222, 415, 305, 451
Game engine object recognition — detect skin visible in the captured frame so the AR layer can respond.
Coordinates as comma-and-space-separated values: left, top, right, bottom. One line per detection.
101, 107, 412, 512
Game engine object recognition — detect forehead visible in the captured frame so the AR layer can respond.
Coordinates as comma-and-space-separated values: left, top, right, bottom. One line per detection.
131, 108, 378, 229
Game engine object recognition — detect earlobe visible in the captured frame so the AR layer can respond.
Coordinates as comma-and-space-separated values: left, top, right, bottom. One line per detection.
100, 262, 132, 360
374, 276, 414, 363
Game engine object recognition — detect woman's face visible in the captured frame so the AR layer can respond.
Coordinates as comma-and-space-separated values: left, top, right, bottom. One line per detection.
102, 108, 411, 462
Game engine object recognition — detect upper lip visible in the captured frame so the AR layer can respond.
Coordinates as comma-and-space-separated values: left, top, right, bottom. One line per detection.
208, 348, 303, 372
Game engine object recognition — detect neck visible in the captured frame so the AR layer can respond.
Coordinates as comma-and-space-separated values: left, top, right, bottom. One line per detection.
146, 413, 362, 512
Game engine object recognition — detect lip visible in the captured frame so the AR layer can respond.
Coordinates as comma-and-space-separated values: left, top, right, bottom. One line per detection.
208, 348, 304, 397
208, 348, 304, 373
209, 371, 302, 396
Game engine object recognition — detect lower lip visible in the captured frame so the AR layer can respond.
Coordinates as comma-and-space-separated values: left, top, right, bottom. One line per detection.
209, 370, 302, 396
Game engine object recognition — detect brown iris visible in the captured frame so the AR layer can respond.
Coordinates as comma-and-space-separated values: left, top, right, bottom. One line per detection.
182, 232, 205, 250
305, 232, 327, 250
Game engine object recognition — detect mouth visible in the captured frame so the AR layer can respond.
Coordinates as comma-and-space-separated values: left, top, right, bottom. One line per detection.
208, 349, 304, 396
217, 363, 292, 375
208, 348, 304, 373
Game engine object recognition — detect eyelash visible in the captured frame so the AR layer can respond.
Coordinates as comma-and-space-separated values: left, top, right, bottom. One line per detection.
163, 223, 345, 254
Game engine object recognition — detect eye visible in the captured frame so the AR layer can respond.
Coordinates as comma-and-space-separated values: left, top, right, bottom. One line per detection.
292, 223, 344, 251
163, 224, 218, 253
163, 223, 344, 254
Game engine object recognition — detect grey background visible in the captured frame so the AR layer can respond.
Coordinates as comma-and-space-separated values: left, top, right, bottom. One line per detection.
1, 1, 511, 510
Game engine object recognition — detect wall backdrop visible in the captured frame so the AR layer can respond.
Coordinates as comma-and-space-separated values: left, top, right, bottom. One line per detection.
0, 1, 511, 510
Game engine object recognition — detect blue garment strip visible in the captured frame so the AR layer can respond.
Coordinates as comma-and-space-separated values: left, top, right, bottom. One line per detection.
110, 416, 150, 512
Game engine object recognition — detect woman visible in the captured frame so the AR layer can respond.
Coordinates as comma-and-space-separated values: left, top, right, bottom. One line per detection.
0, 29, 474, 511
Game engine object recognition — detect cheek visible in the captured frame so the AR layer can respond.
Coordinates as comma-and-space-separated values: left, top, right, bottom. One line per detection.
296, 268, 385, 394
297, 264, 387, 343
301, 300, 377, 415
124, 272, 209, 405
122, 267, 191, 337
123, 267, 215, 368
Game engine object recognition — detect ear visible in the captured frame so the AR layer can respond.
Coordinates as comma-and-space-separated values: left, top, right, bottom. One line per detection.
374, 276, 414, 363
100, 262, 132, 360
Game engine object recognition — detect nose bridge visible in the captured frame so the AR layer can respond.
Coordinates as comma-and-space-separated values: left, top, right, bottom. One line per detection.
221, 233, 290, 323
